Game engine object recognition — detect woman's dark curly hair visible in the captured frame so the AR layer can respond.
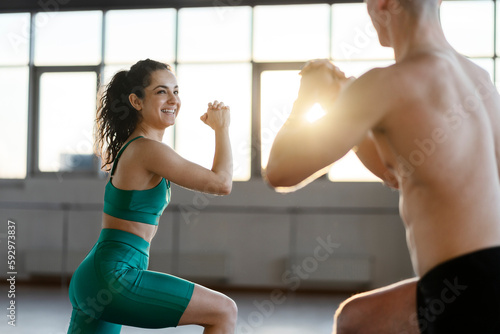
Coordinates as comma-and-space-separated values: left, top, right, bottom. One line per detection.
95, 59, 172, 171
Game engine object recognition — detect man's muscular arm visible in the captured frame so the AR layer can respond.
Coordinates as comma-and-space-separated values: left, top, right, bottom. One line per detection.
265, 61, 395, 192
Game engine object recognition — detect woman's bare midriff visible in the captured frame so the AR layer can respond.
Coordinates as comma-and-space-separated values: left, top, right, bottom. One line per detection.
102, 213, 158, 243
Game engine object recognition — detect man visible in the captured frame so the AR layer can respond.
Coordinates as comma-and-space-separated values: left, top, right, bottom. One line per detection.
265, 0, 500, 333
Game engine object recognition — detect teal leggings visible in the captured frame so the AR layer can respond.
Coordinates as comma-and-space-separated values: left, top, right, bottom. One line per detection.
68, 228, 194, 333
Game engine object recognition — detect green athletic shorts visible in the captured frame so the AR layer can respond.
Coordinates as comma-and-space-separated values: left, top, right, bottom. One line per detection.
68, 228, 194, 333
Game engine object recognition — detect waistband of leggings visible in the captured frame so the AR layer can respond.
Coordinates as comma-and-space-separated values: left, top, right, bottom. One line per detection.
98, 228, 150, 255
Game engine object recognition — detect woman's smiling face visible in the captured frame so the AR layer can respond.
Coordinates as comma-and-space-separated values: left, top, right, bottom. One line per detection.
132, 69, 181, 129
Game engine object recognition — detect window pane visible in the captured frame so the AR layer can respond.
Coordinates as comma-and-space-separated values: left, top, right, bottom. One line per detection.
0, 67, 29, 178
105, 9, 176, 65
253, 4, 330, 62
34, 11, 102, 65
332, 4, 393, 60
178, 7, 251, 62
175, 64, 252, 181
260, 70, 299, 169
39, 72, 97, 172
0, 13, 30, 65
441, 1, 494, 58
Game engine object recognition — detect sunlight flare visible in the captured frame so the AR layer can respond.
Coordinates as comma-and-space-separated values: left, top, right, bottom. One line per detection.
305, 103, 327, 123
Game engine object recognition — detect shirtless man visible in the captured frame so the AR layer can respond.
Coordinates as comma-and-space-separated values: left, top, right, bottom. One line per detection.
265, 0, 500, 333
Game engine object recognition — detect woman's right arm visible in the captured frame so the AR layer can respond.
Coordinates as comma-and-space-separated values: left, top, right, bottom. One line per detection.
143, 101, 233, 195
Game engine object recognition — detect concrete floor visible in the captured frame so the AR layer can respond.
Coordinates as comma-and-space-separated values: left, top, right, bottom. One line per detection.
0, 284, 350, 334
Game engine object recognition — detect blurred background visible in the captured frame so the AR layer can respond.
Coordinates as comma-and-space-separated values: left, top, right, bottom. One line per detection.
0, 0, 497, 332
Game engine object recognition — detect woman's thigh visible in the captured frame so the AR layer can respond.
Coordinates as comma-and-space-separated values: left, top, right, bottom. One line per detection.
98, 268, 195, 328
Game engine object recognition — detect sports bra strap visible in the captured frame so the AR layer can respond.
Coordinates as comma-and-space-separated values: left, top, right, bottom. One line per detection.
110, 136, 144, 177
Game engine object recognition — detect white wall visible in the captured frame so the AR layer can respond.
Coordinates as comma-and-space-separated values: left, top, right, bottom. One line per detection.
0, 177, 414, 290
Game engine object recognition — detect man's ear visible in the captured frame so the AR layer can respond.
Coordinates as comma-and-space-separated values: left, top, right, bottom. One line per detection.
129, 93, 142, 111
377, 0, 389, 10
382, 0, 404, 15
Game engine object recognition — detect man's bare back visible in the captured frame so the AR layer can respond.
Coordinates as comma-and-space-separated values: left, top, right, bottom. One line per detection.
370, 50, 500, 275
265, 0, 500, 332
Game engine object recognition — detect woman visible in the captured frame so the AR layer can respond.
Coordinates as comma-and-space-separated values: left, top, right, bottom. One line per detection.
68, 59, 237, 333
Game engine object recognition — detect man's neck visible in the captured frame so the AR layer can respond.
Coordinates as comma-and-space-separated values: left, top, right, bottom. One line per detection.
392, 17, 450, 62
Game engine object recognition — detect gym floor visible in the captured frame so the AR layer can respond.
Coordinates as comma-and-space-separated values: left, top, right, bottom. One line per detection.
0, 284, 350, 334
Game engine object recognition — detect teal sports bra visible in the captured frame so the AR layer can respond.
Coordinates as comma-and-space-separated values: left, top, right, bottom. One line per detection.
103, 136, 170, 225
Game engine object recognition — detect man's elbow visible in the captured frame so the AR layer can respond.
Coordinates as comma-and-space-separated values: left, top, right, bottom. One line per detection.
264, 165, 296, 190
265, 172, 284, 189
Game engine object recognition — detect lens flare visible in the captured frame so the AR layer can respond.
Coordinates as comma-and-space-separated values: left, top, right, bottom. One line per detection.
305, 103, 326, 123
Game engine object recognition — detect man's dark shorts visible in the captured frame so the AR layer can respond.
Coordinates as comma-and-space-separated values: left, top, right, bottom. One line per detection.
416, 246, 500, 334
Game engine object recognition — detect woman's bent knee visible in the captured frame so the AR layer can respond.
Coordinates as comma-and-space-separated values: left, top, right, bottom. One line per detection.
203, 294, 237, 331
220, 296, 238, 323
179, 285, 238, 329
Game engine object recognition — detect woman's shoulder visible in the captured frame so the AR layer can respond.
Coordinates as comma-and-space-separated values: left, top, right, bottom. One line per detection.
116, 136, 175, 179
131, 137, 174, 159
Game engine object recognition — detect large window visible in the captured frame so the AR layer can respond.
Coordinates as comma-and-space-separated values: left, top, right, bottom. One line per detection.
1, 1, 498, 183
33, 11, 101, 175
